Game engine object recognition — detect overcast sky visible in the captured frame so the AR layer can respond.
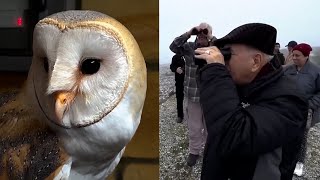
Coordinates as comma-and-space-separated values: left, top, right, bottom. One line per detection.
159, 0, 320, 64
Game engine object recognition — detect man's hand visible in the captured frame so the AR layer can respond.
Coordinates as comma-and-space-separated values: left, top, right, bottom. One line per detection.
194, 46, 225, 65
176, 67, 183, 74
187, 23, 213, 39
187, 26, 200, 36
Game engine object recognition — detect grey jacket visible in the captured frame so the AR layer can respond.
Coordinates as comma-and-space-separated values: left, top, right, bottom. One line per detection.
284, 60, 320, 111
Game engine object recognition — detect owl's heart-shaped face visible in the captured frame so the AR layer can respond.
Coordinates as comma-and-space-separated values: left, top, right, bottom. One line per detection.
32, 27, 129, 128
26, 11, 144, 129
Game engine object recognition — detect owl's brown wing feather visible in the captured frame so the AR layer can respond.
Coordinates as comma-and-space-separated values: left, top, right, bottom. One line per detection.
0, 92, 69, 180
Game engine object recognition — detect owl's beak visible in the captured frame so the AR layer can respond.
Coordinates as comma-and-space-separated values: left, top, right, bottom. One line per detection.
54, 91, 75, 124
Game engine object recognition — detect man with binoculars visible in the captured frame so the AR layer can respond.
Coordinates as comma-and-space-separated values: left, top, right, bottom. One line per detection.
195, 23, 308, 180
169, 22, 216, 167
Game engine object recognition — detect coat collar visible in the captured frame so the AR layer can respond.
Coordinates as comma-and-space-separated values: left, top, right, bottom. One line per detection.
285, 59, 311, 74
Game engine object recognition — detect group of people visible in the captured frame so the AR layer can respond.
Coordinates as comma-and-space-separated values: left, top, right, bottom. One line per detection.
169, 22, 320, 180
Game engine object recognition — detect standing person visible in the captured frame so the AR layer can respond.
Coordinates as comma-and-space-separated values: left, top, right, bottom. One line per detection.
170, 53, 185, 123
169, 22, 216, 167
283, 43, 320, 177
194, 23, 308, 180
284, 41, 298, 65
274, 42, 285, 65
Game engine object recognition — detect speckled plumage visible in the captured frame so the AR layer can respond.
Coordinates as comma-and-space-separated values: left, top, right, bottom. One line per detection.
0, 92, 68, 180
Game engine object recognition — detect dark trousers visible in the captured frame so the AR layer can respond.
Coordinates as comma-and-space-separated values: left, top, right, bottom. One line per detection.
297, 130, 308, 163
280, 133, 304, 180
280, 110, 311, 180
175, 81, 184, 118
297, 109, 313, 163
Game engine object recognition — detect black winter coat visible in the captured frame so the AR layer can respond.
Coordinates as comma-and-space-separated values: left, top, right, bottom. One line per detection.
199, 62, 308, 180
170, 54, 185, 83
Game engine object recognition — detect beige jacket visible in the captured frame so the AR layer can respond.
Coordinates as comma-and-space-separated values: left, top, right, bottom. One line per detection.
284, 52, 294, 65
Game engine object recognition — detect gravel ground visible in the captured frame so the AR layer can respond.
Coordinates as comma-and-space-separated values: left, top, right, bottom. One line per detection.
304, 124, 320, 180
159, 64, 315, 180
159, 65, 175, 104
160, 95, 203, 180
159, 64, 202, 179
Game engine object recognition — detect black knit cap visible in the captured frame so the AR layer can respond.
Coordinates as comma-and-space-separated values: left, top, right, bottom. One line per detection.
214, 23, 277, 55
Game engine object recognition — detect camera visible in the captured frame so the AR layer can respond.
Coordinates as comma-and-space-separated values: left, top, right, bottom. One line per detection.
191, 28, 208, 35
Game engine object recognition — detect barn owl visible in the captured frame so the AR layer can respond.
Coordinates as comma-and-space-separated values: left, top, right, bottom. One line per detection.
0, 10, 147, 179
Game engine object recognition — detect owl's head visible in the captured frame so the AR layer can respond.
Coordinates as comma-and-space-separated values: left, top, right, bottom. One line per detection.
25, 11, 147, 133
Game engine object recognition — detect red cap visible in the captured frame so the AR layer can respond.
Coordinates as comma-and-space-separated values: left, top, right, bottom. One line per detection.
293, 43, 313, 56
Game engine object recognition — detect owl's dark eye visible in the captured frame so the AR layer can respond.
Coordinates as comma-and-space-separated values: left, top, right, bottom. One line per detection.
80, 58, 101, 75
43, 57, 49, 72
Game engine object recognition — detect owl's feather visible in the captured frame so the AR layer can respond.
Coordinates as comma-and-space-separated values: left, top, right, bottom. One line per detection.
0, 88, 69, 180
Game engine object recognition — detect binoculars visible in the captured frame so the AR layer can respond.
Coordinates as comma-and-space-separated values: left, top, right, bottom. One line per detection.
210, 38, 232, 61
219, 47, 232, 61
191, 28, 208, 35
194, 47, 232, 68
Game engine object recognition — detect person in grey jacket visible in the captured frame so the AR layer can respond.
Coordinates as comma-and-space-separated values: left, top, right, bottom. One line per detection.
169, 22, 216, 166
283, 43, 320, 177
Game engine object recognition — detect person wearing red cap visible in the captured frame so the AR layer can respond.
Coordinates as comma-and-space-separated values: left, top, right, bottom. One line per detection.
283, 43, 320, 177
